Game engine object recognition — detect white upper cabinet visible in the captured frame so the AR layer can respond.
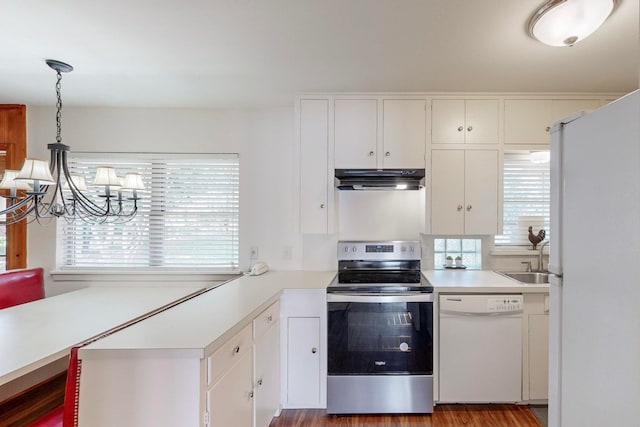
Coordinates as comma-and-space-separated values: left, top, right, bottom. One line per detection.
334, 99, 378, 169
299, 99, 333, 234
335, 98, 426, 169
382, 99, 426, 168
430, 149, 498, 235
431, 99, 499, 144
504, 99, 600, 144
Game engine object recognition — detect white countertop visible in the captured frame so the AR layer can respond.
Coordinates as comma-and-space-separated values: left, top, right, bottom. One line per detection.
79, 269, 546, 360
0, 286, 203, 386
80, 271, 336, 359
424, 270, 549, 293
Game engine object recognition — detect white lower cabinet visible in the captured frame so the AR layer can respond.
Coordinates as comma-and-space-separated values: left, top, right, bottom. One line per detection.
253, 303, 280, 427
280, 289, 327, 409
287, 317, 321, 406
206, 301, 281, 427
523, 293, 550, 401
207, 349, 254, 427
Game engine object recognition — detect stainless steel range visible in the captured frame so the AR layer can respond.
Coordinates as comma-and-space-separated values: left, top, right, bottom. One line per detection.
326, 241, 434, 414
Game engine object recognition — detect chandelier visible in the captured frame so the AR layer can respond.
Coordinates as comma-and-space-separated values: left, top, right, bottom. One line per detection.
0, 59, 144, 225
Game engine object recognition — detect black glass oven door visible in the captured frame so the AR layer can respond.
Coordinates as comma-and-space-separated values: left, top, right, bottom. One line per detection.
328, 298, 433, 375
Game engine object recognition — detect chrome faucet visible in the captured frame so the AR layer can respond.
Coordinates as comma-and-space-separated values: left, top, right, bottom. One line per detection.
538, 240, 549, 272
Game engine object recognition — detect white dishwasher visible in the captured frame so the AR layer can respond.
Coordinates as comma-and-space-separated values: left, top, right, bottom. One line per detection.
439, 294, 523, 403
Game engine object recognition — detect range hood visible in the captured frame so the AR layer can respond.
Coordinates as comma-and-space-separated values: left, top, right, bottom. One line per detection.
335, 169, 425, 190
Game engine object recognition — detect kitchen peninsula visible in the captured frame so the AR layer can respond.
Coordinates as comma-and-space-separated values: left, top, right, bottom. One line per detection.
74, 269, 547, 427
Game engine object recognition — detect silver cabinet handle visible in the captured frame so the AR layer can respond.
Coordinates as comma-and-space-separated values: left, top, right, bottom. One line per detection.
457, 205, 463, 211
457, 126, 463, 132
257, 378, 263, 386
320, 204, 325, 209
467, 126, 473, 132
248, 391, 254, 399
385, 152, 390, 157
311, 347, 317, 354
233, 345, 240, 354
368, 151, 375, 156
545, 126, 551, 132
466, 205, 472, 211
266, 315, 273, 323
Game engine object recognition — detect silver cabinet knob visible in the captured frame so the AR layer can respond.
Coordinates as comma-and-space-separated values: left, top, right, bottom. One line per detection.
233, 345, 240, 354
467, 205, 472, 211
457, 205, 463, 211
267, 315, 273, 323
248, 391, 254, 399
368, 151, 375, 156
320, 204, 325, 209
385, 152, 390, 157
257, 378, 263, 387
457, 126, 464, 132
467, 126, 473, 132
311, 347, 317, 354
545, 126, 551, 132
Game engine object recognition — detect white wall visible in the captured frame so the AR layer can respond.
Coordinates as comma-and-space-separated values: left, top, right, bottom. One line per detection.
26, 106, 330, 294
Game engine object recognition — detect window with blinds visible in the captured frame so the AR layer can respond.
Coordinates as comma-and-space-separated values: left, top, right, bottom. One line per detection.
495, 152, 550, 246
57, 153, 239, 271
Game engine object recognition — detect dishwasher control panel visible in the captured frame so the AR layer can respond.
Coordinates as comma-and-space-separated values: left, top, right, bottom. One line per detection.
487, 297, 522, 312
440, 294, 523, 314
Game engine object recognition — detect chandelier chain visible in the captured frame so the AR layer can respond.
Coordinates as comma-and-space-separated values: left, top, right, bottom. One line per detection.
55, 70, 62, 144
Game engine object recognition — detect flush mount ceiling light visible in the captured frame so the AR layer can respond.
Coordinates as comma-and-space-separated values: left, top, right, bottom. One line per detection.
528, 0, 616, 47
0, 59, 144, 224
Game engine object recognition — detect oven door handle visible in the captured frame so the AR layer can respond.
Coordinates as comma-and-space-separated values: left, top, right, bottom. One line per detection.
326, 293, 434, 303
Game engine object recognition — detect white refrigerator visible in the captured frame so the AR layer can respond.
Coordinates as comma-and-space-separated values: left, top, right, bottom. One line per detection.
549, 90, 640, 427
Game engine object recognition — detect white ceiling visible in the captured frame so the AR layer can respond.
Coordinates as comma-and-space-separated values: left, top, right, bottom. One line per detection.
0, 0, 637, 108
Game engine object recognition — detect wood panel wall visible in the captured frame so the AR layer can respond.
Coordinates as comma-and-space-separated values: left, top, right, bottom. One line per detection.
0, 105, 27, 270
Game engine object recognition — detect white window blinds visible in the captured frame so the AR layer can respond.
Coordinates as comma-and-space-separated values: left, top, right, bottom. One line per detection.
496, 152, 550, 245
58, 153, 239, 271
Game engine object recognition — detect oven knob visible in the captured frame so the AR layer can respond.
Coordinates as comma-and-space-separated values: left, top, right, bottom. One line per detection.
352, 246, 357, 252
399, 342, 409, 352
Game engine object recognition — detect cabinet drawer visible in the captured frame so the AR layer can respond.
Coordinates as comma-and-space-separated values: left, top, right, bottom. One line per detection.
254, 300, 280, 340
208, 323, 252, 386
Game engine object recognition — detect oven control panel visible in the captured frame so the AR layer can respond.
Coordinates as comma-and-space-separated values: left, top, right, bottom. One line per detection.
338, 241, 421, 261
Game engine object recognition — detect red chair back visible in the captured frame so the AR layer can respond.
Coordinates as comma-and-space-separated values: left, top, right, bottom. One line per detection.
28, 346, 81, 427
0, 268, 44, 309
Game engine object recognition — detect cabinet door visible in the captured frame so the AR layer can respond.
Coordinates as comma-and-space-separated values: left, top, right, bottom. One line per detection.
208, 350, 253, 427
465, 99, 499, 144
551, 99, 600, 123
300, 99, 330, 234
528, 314, 549, 400
465, 150, 498, 235
431, 150, 465, 234
334, 99, 378, 169
504, 100, 552, 144
287, 317, 321, 407
382, 99, 426, 168
254, 321, 280, 427
432, 99, 465, 144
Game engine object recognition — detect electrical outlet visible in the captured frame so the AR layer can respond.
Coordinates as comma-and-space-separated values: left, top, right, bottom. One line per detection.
250, 246, 259, 259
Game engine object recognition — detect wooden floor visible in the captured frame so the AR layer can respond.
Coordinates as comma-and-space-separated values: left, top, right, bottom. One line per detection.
269, 405, 543, 427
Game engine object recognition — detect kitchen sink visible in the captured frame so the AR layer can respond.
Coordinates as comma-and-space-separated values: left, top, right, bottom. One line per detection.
499, 271, 550, 284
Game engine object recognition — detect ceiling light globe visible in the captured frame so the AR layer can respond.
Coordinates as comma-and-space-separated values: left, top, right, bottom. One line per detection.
529, 0, 616, 47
